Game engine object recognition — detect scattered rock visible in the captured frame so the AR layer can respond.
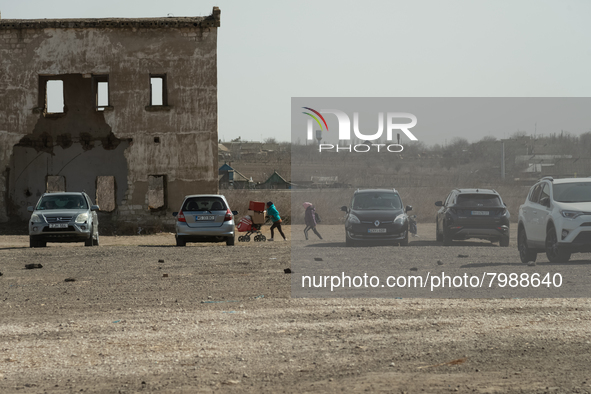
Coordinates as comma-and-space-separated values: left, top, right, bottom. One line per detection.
314, 258, 323, 261
437, 260, 444, 265
162, 274, 169, 278
0, 272, 3, 276
25, 263, 43, 269
223, 380, 240, 385
390, 362, 395, 367
243, 373, 249, 378
284, 268, 292, 274
64, 278, 76, 282
410, 267, 418, 271
158, 259, 164, 263
457, 254, 469, 258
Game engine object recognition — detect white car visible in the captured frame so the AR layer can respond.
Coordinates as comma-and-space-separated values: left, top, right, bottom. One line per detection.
518, 177, 591, 263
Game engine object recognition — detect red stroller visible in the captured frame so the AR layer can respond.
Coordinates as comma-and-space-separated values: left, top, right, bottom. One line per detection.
236, 201, 269, 242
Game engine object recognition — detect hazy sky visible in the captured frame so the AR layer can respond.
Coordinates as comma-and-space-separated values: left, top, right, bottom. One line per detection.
2, 0, 591, 144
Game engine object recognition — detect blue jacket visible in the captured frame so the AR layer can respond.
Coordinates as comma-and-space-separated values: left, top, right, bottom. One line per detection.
267, 204, 281, 222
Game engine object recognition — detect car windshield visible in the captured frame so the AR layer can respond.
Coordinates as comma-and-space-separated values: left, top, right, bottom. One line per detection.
455, 194, 501, 207
352, 192, 402, 210
552, 182, 591, 203
182, 197, 227, 211
36, 195, 88, 210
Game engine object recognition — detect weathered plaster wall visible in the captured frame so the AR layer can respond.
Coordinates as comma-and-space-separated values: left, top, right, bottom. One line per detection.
0, 11, 220, 225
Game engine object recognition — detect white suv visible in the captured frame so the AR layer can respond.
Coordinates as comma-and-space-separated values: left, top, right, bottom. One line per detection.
518, 177, 591, 263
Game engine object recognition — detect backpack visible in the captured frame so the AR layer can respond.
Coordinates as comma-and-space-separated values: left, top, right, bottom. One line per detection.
314, 211, 322, 223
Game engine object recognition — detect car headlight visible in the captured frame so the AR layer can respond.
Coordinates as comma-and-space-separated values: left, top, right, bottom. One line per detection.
394, 214, 406, 224
75, 213, 89, 224
30, 214, 42, 223
561, 210, 583, 219
347, 214, 360, 225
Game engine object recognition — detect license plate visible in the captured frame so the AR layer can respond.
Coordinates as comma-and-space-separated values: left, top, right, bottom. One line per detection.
196, 215, 215, 221
368, 228, 387, 233
471, 211, 489, 216
49, 223, 68, 228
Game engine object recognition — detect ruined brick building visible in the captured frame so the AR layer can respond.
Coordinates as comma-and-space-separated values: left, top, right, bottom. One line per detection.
0, 8, 221, 229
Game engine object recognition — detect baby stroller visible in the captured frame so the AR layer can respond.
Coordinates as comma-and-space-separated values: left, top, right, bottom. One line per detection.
236, 201, 270, 242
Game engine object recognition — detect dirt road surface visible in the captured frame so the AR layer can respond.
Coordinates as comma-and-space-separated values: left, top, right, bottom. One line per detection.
1, 224, 591, 393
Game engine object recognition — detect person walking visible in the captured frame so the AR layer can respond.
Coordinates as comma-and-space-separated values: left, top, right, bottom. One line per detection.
303, 202, 322, 240
266, 201, 286, 241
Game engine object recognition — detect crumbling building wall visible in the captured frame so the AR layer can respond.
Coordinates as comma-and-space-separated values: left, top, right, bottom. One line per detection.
0, 8, 220, 229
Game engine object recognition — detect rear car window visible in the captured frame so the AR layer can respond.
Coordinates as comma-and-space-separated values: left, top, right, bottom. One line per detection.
36, 194, 88, 210
182, 197, 227, 211
455, 194, 501, 207
553, 182, 591, 203
352, 192, 402, 210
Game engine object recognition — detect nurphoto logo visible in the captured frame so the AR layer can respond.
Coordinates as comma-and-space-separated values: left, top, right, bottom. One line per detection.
302, 107, 418, 153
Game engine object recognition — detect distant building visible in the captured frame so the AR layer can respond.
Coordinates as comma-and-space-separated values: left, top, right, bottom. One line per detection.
218, 163, 253, 189
257, 171, 292, 189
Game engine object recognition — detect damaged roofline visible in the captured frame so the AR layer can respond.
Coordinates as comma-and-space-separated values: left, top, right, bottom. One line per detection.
0, 7, 221, 30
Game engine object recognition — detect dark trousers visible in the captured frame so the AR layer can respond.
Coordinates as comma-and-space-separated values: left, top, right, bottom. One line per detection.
304, 225, 322, 240
270, 221, 286, 239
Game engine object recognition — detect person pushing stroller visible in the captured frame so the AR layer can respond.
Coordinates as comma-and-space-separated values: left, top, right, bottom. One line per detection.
303, 202, 323, 240
266, 201, 286, 241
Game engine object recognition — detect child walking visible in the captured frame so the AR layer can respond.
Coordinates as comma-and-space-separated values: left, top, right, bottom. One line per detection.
266, 201, 286, 241
303, 202, 323, 240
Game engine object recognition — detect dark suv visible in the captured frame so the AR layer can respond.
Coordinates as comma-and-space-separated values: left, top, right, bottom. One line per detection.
341, 189, 412, 247
435, 189, 510, 246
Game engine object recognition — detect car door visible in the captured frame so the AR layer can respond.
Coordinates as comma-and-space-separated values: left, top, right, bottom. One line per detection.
521, 184, 542, 241
438, 192, 453, 229
534, 183, 552, 241
522, 183, 543, 242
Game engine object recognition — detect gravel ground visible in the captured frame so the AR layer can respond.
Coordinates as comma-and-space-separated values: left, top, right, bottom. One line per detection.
1, 224, 591, 393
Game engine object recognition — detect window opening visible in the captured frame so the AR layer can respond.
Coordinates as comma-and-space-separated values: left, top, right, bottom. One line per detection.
46, 80, 64, 113
148, 175, 166, 211
96, 176, 116, 212
149, 75, 167, 106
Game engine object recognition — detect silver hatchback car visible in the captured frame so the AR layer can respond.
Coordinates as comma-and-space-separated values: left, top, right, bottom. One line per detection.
28, 192, 100, 248
172, 194, 238, 246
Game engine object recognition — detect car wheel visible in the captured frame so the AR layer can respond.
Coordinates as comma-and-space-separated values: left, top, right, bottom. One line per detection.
436, 221, 443, 242
518, 227, 537, 263
226, 236, 235, 246
499, 234, 510, 247
442, 225, 453, 246
399, 230, 409, 246
84, 227, 94, 247
176, 236, 186, 247
545, 227, 571, 263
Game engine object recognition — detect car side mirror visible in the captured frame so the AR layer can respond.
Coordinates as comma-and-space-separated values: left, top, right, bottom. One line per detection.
27, 206, 34, 212
405, 205, 413, 212
435, 201, 443, 207
172, 212, 178, 217
91, 205, 100, 212
340, 206, 349, 213
232, 210, 238, 215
